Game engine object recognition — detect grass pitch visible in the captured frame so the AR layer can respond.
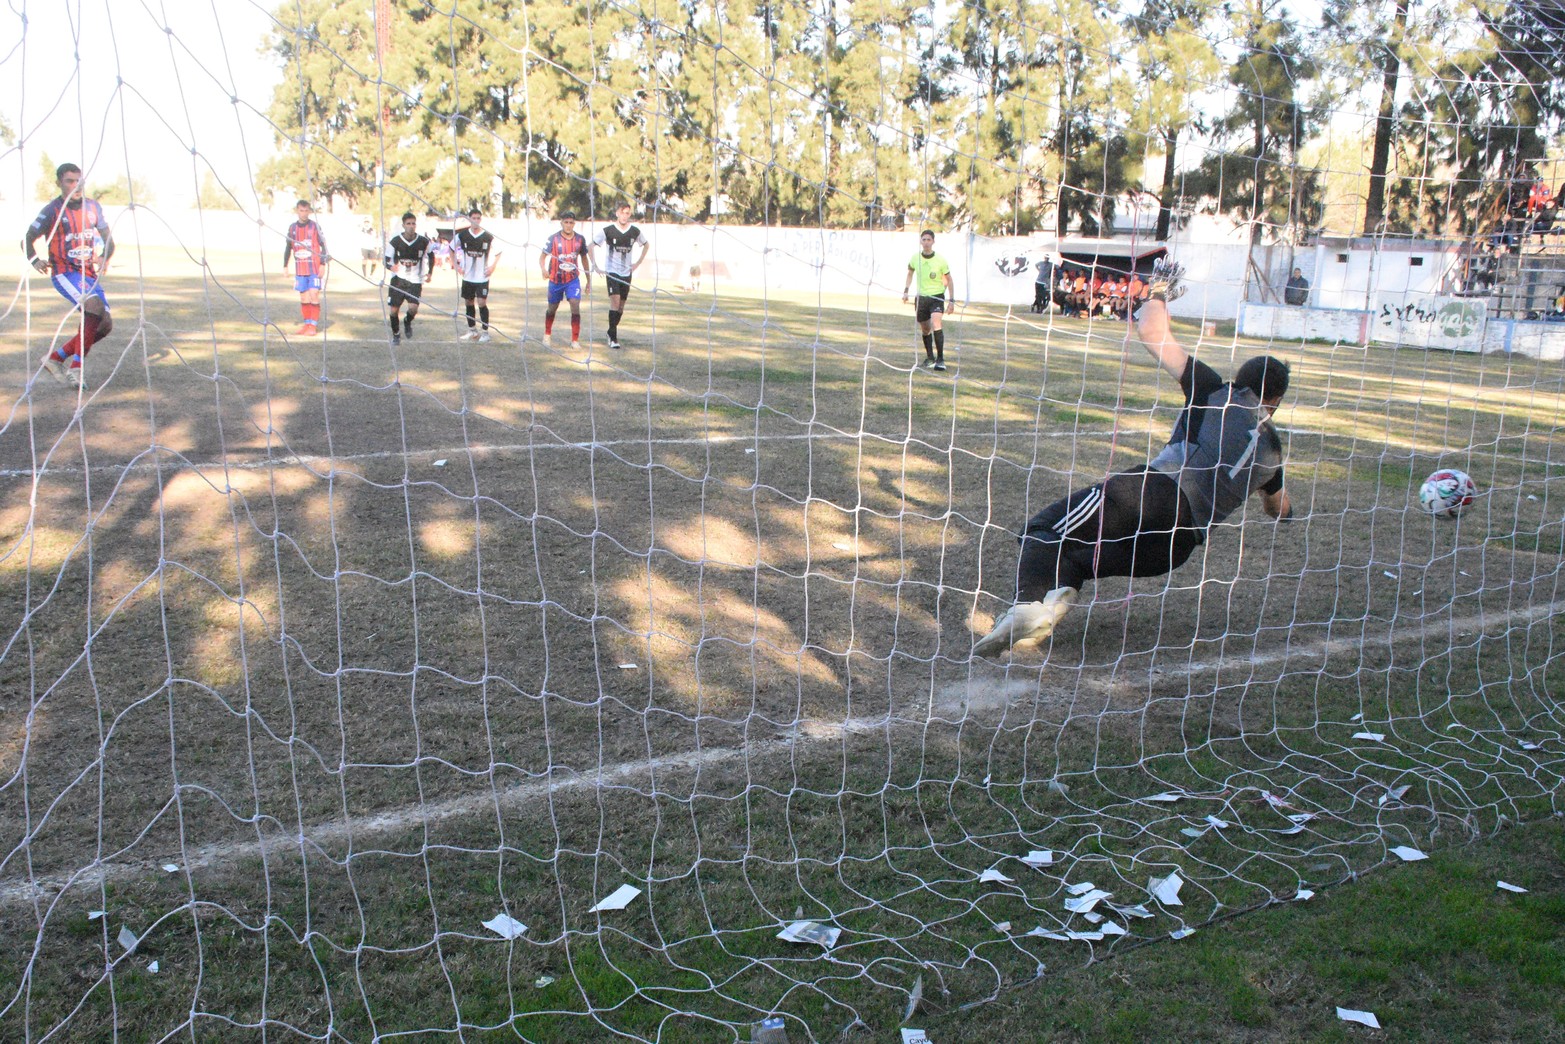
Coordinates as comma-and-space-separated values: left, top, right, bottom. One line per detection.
2, 250, 1563, 1040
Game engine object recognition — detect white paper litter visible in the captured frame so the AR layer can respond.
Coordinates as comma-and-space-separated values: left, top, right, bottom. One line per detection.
979, 867, 1013, 884
1066, 881, 1098, 896
1294, 889, 1315, 901
1022, 850, 1054, 867
1169, 927, 1196, 940
161, 863, 179, 873
1352, 732, 1387, 742
1064, 890, 1112, 914
1144, 792, 1183, 803
1336, 1007, 1381, 1029
901, 1029, 931, 1043
1288, 813, 1315, 823
1262, 792, 1291, 810
1026, 927, 1070, 940
1497, 881, 1528, 894
1107, 903, 1154, 919
148, 961, 160, 974
778, 920, 840, 947
1383, 571, 1398, 579
1180, 828, 1206, 838
617, 663, 638, 670
831, 542, 853, 552
1047, 780, 1069, 795
1277, 824, 1307, 836
1149, 872, 1184, 907
1350, 712, 1363, 722
905, 974, 923, 1021
982, 775, 991, 786
482, 914, 528, 940
534, 976, 556, 988
1100, 921, 1127, 937
1519, 740, 1541, 751
1460, 570, 1470, 576
432, 459, 448, 467
117, 926, 139, 953
590, 884, 642, 912
1379, 785, 1411, 806
1527, 494, 1538, 501
1082, 911, 1103, 924
744, 448, 756, 455
1390, 845, 1427, 862
994, 921, 1012, 933
88, 911, 105, 921
1205, 816, 1230, 830
1066, 930, 1105, 941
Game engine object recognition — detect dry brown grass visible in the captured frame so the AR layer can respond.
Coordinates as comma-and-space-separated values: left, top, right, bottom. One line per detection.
1, 262, 1562, 1040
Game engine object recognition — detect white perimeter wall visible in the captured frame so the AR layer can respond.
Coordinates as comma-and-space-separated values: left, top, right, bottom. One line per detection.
1, 203, 1541, 352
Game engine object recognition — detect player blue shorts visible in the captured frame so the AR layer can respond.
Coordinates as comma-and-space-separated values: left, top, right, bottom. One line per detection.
52, 271, 110, 313
547, 278, 581, 305
295, 275, 323, 293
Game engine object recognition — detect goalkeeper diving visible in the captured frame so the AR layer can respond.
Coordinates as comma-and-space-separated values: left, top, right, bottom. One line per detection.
974, 271, 1293, 658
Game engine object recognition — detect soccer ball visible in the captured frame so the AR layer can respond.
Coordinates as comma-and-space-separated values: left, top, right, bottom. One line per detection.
1419, 469, 1477, 519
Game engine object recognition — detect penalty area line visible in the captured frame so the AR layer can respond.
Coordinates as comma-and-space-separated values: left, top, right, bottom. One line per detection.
1, 595, 1559, 907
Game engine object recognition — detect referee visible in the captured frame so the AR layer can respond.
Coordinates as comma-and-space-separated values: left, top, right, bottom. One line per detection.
901, 229, 957, 372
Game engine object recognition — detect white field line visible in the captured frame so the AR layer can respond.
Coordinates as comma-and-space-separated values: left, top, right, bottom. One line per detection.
1, 597, 1559, 908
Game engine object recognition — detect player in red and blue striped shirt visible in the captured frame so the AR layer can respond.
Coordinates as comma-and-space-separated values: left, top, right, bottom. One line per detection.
23, 163, 114, 388
539, 214, 591, 348
283, 199, 330, 335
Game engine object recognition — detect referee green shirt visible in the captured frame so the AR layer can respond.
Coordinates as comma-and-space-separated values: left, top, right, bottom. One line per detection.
909, 252, 951, 297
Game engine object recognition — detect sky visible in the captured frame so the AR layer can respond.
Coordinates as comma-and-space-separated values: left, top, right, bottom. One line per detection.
0, 0, 285, 208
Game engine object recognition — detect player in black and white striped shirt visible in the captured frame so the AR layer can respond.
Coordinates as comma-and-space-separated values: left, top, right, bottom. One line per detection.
592, 202, 649, 349
384, 212, 434, 345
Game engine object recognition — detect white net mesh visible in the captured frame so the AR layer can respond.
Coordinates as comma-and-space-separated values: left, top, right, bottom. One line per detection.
3, 0, 1564, 1039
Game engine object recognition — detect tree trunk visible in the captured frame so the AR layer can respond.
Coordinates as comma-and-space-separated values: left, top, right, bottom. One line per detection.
1156, 129, 1178, 241
1364, 0, 1410, 233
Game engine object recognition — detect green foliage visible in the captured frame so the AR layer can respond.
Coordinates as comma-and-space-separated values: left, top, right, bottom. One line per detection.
1184, 0, 1323, 243
197, 171, 243, 211
35, 152, 57, 203
253, 0, 1565, 235
87, 175, 155, 206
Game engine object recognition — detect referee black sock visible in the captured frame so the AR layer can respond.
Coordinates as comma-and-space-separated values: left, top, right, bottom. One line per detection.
608, 309, 621, 338
389, 314, 400, 334
404, 315, 414, 336
466, 302, 477, 328
479, 305, 490, 331
921, 332, 934, 358
933, 329, 944, 361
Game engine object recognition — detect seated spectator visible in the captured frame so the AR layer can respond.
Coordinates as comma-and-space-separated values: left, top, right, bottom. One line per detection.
1284, 267, 1310, 306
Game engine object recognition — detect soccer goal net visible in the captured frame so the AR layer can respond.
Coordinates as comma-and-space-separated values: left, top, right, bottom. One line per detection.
2, 0, 1563, 1039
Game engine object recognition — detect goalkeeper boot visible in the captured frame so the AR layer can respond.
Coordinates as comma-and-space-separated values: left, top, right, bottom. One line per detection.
972, 587, 1078, 658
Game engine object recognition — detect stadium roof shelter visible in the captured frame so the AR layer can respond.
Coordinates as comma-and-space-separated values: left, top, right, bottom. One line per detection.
1057, 236, 1168, 276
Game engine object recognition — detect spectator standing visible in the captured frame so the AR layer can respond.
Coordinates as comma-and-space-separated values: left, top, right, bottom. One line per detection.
1284, 267, 1310, 306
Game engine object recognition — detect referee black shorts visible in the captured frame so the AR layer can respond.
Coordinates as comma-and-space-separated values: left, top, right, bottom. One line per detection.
915, 294, 946, 323
1015, 466, 1203, 601
606, 274, 632, 299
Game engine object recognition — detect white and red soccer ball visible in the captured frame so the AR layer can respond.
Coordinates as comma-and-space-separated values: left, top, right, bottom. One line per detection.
1419, 468, 1477, 519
